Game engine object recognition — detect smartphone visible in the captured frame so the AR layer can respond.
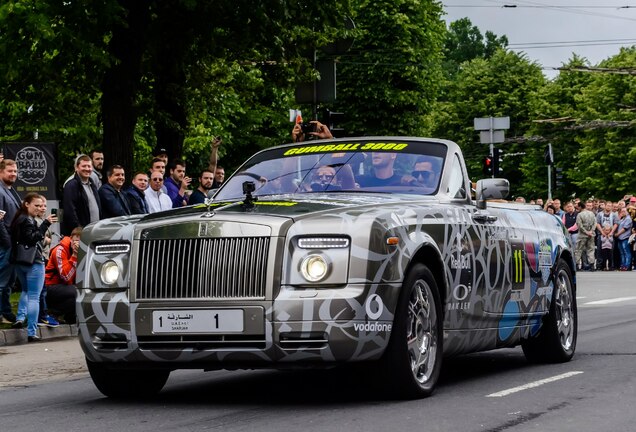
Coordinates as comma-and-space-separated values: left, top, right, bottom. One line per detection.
301, 122, 316, 134
51, 208, 58, 216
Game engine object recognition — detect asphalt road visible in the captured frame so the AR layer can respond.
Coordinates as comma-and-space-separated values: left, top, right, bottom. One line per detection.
1, 272, 635, 432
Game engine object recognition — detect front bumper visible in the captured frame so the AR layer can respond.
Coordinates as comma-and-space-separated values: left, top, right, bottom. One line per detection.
77, 283, 400, 368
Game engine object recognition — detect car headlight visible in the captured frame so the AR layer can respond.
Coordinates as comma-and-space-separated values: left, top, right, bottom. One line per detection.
300, 254, 330, 282
100, 260, 120, 285
287, 236, 350, 286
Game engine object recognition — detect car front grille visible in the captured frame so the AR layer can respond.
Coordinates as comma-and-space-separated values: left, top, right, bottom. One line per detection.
135, 237, 270, 300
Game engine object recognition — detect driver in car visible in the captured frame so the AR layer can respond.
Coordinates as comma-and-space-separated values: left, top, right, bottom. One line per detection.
309, 165, 341, 191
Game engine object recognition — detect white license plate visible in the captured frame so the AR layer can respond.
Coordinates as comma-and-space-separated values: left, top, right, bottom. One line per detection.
152, 310, 244, 333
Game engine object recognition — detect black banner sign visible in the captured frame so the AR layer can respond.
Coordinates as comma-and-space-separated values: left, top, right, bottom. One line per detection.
2, 142, 58, 200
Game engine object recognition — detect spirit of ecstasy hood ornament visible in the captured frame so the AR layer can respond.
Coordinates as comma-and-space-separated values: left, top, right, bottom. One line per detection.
202, 197, 216, 217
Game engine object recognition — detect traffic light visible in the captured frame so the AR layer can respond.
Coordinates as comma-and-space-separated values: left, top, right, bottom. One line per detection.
483, 154, 493, 176
493, 148, 504, 175
323, 109, 345, 137
555, 167, 564, 188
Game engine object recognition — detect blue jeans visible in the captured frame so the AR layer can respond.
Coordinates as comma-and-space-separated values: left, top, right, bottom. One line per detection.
0, 247, 16, 317
618, 238, 632, 269
15, 263, 45, 337
16, 284, 48, 322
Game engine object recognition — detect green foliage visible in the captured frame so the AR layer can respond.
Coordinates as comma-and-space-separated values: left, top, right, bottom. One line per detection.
427, 49, 545, 196
443, 17, 508, 76
335, 0, 446, 137
527, 55, 594, 200
0, 0, 351, 181
570, 48, 636, 199
0, 3, 634, 201
0, 0, 116, 185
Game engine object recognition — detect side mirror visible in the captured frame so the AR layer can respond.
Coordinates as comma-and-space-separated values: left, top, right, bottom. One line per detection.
475, 178, 510, 209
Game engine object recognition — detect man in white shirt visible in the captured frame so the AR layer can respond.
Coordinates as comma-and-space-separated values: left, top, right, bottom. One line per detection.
145, 170, 173, 213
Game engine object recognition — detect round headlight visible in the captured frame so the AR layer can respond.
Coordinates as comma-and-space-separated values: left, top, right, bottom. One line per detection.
300, 254, 329, 282
100, 260, 120, 285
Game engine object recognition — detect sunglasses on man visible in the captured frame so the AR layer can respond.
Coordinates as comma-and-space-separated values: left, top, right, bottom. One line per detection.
315, 173, 334, 181
411, 170, 433, 180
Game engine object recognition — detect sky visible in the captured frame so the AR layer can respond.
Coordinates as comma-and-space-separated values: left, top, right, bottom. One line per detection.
442, 0, 636, 77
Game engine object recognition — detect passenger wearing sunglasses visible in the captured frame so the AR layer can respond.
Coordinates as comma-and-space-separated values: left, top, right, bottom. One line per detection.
145, 171, 173, 213
400, 156, 438, 188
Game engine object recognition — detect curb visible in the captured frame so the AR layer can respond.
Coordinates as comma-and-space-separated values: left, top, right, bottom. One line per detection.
0, 324, 78, 347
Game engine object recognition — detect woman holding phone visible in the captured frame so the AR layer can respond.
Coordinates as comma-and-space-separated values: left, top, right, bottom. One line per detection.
9, 193, 57, 341
35, 197, 59, 327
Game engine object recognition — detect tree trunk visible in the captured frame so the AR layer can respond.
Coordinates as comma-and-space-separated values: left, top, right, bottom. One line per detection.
100, 0, 151, 180
153, 4, 191, 163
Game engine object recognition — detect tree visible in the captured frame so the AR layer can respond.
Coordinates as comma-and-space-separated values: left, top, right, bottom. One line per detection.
0, 0, 351, 182
0, 0, 110, 173
100, 0, 151, 177
569, 48, 636, 199
426, 49, 545, 197
443, 17, 508, 76
526, 55, 594, 199
334, 0, 446, 137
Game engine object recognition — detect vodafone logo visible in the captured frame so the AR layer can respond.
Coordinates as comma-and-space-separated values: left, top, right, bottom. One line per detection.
365, 294, 384, 320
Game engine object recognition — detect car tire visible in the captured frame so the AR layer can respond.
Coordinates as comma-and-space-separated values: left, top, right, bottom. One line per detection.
522, 259, 577, 363
382, 263, 443, 399
87, 359, 170, 399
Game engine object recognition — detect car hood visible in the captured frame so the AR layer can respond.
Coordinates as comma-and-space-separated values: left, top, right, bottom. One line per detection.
82, 193, 440, 243
139, 192, 438, 221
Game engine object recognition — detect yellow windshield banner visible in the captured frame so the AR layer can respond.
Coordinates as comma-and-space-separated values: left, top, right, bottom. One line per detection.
283, 142, 409, 156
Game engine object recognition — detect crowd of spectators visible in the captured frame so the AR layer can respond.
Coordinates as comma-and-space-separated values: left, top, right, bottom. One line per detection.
0, 138, 224, 336
525, 196, 636, 271
1, 130, 633, 337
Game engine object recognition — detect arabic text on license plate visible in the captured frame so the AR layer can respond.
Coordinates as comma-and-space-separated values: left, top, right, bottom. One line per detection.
152, 310, 244, 333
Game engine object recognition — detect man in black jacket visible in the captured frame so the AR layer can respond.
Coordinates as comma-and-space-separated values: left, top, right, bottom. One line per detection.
0, 159, 21, 323
99, 165, 131, 219
124, 172, 149, 214
62, 155, 101, 236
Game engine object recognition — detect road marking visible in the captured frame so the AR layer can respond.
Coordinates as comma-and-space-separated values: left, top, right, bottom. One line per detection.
486, 371, 584, 397
583, 296, 636, 306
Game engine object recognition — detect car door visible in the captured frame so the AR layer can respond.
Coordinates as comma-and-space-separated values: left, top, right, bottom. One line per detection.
442, 153, 512, 330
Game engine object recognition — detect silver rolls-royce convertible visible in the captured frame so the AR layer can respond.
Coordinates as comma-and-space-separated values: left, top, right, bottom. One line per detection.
76, 137, 577, 399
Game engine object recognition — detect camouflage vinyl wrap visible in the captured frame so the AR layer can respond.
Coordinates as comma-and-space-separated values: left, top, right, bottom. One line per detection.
77, 195, 573, 369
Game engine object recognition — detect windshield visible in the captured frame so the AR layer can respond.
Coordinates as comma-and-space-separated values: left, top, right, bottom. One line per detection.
214, 139, 447, 201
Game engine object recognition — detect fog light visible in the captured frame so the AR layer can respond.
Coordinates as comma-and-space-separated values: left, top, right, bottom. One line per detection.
300, 254, 329, 282
100, 260, 120, 285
